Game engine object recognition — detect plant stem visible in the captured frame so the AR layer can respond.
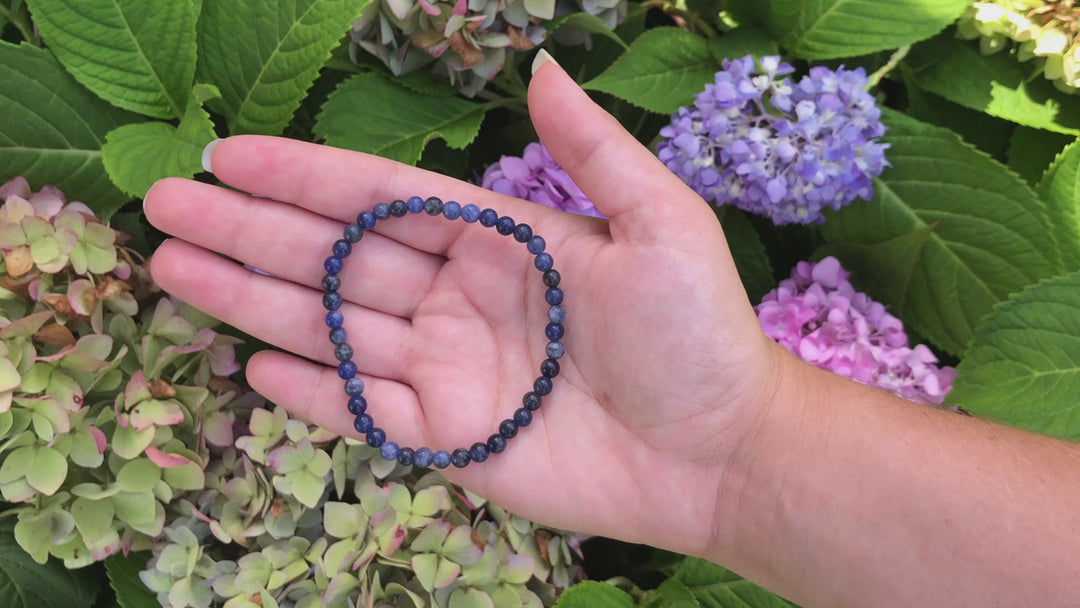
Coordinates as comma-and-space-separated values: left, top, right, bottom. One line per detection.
867, 45, 911, 89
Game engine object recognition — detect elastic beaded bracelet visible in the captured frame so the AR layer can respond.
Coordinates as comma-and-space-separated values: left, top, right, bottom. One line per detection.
323, 196, 565, 469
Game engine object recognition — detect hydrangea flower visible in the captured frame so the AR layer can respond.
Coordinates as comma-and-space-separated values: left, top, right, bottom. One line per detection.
479, 142, 605, 217
657, 55, 889, 225
755, 256, 956, 405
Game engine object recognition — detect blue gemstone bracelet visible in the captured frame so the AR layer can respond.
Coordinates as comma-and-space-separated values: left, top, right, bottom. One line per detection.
323, 196, 564, 469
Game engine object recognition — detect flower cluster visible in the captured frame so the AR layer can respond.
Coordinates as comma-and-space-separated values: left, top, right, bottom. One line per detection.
755, 257, 956, 405
479, 142, 604, 217
957, 0, 1080, 91
657, 55, 889, 225
351, 0, 627, 96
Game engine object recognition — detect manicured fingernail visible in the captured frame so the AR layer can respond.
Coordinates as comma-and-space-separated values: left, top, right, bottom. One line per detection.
201, 139, 221, 173
532, 49, 557, 75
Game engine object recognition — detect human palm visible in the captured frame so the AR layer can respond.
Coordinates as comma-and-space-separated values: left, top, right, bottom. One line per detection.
145, 62, 777, 557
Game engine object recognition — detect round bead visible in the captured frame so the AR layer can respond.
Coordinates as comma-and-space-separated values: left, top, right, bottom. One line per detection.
543, 269, 561, 287
345, 377, 365, 396
443, 201, 462, 220
461, 204, 481, 223
424, 197, 443, 215
535, 253, 553, 271
499, 419, 518, 438
366, 428, 386, 447
325, 310, 344, 328
373, 203, 390, 219
487, 434, 507, 454
334, 343, 354, 361
333, 240, 352, 257
432, 450, 452, 469
324, 256, 344, 274
323, 274, 342, 292
546, 341, 565, 359
330, 327, 348, 344
347, 396, 367, 415
414, 447, 434, 468
343, 224, 363, 243
469, 442, 489, 463
545, 322, 564, 341
397, 447, 415, 466
522, 391, 541, 411
545, 288, 564, 306
407, 196, 425, 214
527, 235, 545, 254
548, 306, 566, 323
358, 211, 376, 229
337, 361, 357, 379
496, 216, 516, 235
354, 413, 373, 433
540, 358, 560, 378
323, 292, 343, 311
450, 448, 471, 468
534, 376, 552, 396
479, 208, 498, 227
380, 441, 399, 461
513, 408, 533, 427
389, 200, 408, 217
513, 223, 532, 242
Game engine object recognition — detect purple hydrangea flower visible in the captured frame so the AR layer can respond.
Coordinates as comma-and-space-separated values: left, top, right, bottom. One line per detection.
479, 142, 605, 218
657, 55, 889, 225
755, 256, 956, 405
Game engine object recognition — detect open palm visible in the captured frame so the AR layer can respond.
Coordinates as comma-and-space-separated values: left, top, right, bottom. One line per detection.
145, 61, 780, 557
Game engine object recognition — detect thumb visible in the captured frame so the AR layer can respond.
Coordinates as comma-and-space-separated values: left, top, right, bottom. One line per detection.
527, 50, 719, 246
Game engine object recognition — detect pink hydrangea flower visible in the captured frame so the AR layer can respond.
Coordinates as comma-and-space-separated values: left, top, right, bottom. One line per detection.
756, 256, 956, 405
479, 142, 605, 218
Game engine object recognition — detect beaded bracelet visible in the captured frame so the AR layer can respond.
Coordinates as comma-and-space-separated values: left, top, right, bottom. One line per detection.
322, 196, 565, 469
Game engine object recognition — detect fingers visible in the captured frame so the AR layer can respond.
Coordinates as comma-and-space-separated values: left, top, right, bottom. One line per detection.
150, 239, 413, 382
528, 57, 720, 247
145, 178, 442, 318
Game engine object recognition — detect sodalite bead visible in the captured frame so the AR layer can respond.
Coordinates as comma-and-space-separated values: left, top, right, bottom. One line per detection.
333, 240, 352, 257
534, 376, 552, 396
487, 434, 507, 453
469, 442, 489, 463
443, 201, 462, 220
548, 306, 566, 323
451, 448, 471, 468
373, 203, 390, 219
546, 288, 563, 305
354, 414, 373, 433
513, 223, 532, 242
338, 361, 357, 379
347, 396, 366, 415
397, 447, 415, 466
407, 196, 425, 213
414, 447, 434, 468
523, 392, 541, 411
323, 274, 341, 292
527, 235, 545, 254
343, 224, 363, 243
366, 428, 385, 447
546, 341, 565, 359
462, 204, 481, 223
389, 200, 408, 217
479, 208, 498, 227
496, 216, 516, 235
543, 270, 560, 287
432, 450, 451, 469
424, 197, 443, 215
334, 343, 353, 361
499, 419, 518, 438
330, 327, 348, 344
380, 441, 399, 460
324, 256, 344, 274
535, 253, 553, 271
325, 310, 344, 328
323, 292, 343, 311
545, 323, 564, 341
541, 358, 560, 378
345, 378, 364, 395
358, 211, 376, 229
514, 408, 532, 427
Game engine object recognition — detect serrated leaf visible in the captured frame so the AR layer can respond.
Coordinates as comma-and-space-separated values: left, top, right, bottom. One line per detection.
708, 27, 778, 62
198, 0, 371, 135
1008, 127, 1074, 187
741, 0, 967, 60
0, 519, 98, 608
718, 208, 774, 303
583, 27, 718, 114
105, 552, 157, 608
102, 84, 219, 197
315, 72, 485, 165
948, 271, 1080, 438
25, 0, 196, 118
820, 109, 1060, 355
545, 12, 628, 49
644, 578, 701, 608
1038, 139, 1080, 270
554, 581, 636, 608
0, 42, 136, 217
673, 558, 798, 607
909, 36, 1080, 135
902, 72, 1014, 162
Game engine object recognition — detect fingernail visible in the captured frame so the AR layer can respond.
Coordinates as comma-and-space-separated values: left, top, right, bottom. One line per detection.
201, 139, 221, 173
532, 49, 557, 75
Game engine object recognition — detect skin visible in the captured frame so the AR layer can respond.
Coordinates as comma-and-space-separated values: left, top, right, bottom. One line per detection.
144, 59, 1080, 607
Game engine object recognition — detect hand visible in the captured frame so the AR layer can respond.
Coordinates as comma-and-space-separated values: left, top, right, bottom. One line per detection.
144, 58, 781, 557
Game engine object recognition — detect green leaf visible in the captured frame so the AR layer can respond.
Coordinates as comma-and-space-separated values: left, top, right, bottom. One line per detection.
645, 579, 702, 608
0, 519, 98, 608
105, 552, 158, 608
1038, 139, 1080, 270
554, 581, 636, 608
821, 110, 1060, 355
718, 208, 775, 303
948, 271, 1080, 438
1008, 127, 1074, 187
738, 0, 966, 59
673, 558, 798, 607
708, 27, 778, 62
545, 12, 628, 49
908, 36, 1080, 135
583, 27, 718, 114
314, 72, 485, 165
903, 72, 1014, 162
102, 84, 219, 197
25, 0, 196, 118
0, 42, 135, 217
198, 0, 371, 135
